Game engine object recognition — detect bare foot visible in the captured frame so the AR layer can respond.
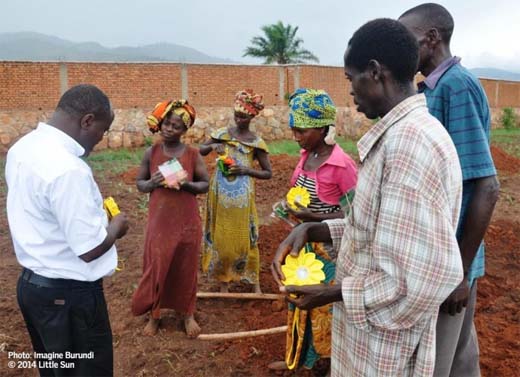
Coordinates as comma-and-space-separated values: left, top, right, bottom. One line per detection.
184, 315, 201, 338
220, 282, 229, 293
253, 282, 262, 294
143, 317, 160, 336
267, 361, 288, 371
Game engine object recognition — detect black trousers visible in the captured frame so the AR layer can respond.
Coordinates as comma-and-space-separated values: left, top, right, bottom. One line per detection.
17, 269, 113, 377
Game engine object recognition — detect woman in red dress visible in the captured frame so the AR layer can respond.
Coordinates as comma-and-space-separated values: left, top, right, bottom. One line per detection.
131, 100, 209, 337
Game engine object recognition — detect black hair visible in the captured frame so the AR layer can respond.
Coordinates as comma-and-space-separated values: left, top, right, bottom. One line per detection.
56, 84, 111, 121
344, 18, 419, 85
400, 3, 454, 44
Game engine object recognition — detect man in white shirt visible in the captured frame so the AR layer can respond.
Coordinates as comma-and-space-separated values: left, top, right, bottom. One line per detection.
5, 84, 129, 377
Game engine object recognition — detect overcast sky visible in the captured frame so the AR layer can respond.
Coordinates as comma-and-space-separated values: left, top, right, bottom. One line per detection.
1, 0, 519, 72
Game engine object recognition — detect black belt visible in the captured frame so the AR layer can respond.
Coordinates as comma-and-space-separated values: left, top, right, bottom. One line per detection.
21, 268, 102, 289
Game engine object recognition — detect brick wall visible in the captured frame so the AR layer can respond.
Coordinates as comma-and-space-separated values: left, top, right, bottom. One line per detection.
67, 63, 183, 109
0, 62, 61, 110
1, 61, 519, 110
186, 64, 284, 107
1, 61, 519, 152
298, 65, 352, 107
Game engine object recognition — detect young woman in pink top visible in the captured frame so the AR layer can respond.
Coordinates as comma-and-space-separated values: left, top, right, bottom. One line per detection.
269, 89, 357, 372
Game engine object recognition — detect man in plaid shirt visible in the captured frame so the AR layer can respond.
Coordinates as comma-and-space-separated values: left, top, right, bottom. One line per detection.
272, 19, 464, 376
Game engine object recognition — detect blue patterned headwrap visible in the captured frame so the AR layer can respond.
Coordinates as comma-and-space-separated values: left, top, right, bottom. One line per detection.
288, 88, 337, 128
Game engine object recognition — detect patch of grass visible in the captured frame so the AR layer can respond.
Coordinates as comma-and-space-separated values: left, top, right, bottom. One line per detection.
1, 149, 144, 191
137, 195, 149, 213
491, 128, 520, 158
491, 128, 520, 140
86, 147, 145, 174
268, 138, 358, 157
267, 140, 301, 156
336, 138, 358, 156
144, 136, 154, 147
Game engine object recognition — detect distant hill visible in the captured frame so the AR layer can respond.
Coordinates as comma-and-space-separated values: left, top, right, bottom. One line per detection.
0, 32, 236, 64
470, 67, 520, 82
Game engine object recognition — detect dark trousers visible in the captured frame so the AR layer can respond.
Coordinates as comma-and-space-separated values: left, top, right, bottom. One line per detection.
17, 269, 113, 377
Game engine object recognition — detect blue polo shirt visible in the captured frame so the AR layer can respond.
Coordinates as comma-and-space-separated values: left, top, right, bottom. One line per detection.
418, 57, 497, 285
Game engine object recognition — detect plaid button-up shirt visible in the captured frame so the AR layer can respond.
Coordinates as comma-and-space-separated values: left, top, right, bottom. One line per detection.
325, 94, 463, 376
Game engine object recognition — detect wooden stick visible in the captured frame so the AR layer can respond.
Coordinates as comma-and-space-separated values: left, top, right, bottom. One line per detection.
196, 292, 283, 300
197, 325, 287, 341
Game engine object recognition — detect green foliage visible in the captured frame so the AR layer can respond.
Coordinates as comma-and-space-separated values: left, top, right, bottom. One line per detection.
491, 128, 520, 158
243, 21, 319, 64
267, 140, 302, 155
86, 147, 144, 174
501, 107, 518, 130
336, 138, 359, 157
490, 128, 520, 139
137, 195, 149, 212
268, 138, 358, 158
144, 136, 154, 147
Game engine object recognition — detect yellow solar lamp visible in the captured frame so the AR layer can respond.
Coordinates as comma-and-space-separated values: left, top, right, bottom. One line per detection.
281, 249, 325, 287
286, 186, 310, 210
282, 248, 325, 370
115, 257, 125, 272
103, 197, 120, 220
103, 197, 124, 273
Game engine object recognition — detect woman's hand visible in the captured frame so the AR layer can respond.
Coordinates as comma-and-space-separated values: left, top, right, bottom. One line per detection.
271, 223, 311, 286
271, 222, 331, 286
281, 284, 342, 310
163, 170, 188, 190
212, 143, 226, 155
199, 140, 222, 156
149, 171, 165, 190
227, 165, 251, 176
171, 170, 188, 190
285, 200, 316, 222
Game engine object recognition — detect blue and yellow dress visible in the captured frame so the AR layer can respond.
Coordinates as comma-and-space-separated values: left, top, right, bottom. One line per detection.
202, 127, 268, 284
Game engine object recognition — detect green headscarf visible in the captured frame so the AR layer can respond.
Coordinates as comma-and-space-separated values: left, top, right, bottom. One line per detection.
288, 88, 336, 129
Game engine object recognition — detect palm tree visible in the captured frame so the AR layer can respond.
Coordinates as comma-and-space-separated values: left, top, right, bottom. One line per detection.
243, 21, 319, 64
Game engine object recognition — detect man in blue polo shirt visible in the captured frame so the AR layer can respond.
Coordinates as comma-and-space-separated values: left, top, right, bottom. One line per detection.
400, 4, 500, 376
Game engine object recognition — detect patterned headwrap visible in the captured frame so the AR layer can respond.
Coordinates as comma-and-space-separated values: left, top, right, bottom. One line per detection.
147, 99, 196, 134
288, 88, 336, 128
234, 89, 264, 117
288, 88, 337, 145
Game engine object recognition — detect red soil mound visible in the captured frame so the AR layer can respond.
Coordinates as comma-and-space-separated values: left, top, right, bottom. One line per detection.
2, 147, 519, 376
491, 146, 520, 174
478, 219, 520, 376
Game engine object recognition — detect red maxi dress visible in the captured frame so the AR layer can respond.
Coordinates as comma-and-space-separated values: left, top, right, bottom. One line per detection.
131, 143, 202, 319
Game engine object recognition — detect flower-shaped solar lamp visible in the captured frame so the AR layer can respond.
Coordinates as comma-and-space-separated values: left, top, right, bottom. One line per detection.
281, 248, 326, 370
281, 248, 325, 287
286, 186, 311, 210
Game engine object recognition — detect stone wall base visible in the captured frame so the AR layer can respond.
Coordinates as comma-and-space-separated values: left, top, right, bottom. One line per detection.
1, 106, 516, 153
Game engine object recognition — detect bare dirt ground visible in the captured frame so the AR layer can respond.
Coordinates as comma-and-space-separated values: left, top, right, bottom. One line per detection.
1, 149, 519, 376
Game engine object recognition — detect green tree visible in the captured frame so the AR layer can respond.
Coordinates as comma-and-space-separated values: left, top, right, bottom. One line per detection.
243, 21, 319, 64
501, 107, 518, 130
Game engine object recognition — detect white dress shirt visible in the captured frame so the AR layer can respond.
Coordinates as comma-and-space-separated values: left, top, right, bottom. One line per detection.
5, 122, 117, 281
